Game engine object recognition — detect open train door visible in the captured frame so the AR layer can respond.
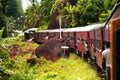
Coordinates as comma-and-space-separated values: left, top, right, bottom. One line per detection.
113, 28, 120, 80
110, 17, 120, 80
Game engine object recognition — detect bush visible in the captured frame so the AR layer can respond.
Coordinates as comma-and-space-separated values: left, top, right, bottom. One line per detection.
0, 49, 9, 61
9, 71, 34, 80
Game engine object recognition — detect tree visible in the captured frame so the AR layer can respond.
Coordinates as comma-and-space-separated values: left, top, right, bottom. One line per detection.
48, 0, 77, 29
25, 0, 55, 29
58, 3, 76, 28
6, 0, 23, 19
73, 0, 105, 26
25, 0, 117, 29
48, 0, 105, 28
104, 0, 116, 10
0, 0, 8, 37
25, 2, 43, 28
0, 0, 8, 29
40, 0, 55, 22
98, 0, 116, 23
99, 10, 111, 22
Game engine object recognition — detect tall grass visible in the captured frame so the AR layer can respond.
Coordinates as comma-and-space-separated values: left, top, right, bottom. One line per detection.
7, 53, 101, 80
0, 36, 101, 80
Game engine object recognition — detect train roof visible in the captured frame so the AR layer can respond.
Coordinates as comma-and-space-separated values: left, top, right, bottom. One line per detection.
76, 23, 105, 32
37, 29, 50, 32
63, 27, 81, 32
48, 29, 66, 32
37, 23, 104, 33
63, 23, 105, 32
24, 28, 37, 33
37, 28, 66, 33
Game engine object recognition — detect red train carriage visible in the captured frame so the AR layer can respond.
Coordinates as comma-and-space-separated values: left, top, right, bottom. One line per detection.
62, 29, 69, 39
109, 17, 120, 80
34, 29, 66, 44
34, 30, 49, 44
90, 23, 105, 68
75, 23, 105, 68
63, 27, 80, 49
75, 24, 99, 57
34, 32, 42, 43
48, 29, 55, 39
76, 28, 89, 55
24, 28, 37, 40
104, 24, 110, 42
104, 1, 120, 79
89, 30, 95, 58
48, 29, 65, 39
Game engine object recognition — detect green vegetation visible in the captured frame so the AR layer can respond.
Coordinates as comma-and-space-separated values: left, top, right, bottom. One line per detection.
35, 55, 101, 80
0, 0, 117, 37
0, 31, 101, 80
0, 38, 101, 80
1, 53, 102, 80
6, 0, 23, 18
24, 0, 117, 29
0, 1, 117, 79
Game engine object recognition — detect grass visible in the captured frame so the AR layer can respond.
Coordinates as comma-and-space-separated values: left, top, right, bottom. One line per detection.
2, 37, 102, 80
7, 53, 101, 80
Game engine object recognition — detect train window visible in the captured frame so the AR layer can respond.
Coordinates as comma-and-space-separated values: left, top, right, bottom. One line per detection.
96, 40, 100, 50
76, 38, 80, 42
64, 36, 68, 39
66, 37, 69, 39
70, 37, 74, 40
90, 39, 94, 47
81, 39, 84, 42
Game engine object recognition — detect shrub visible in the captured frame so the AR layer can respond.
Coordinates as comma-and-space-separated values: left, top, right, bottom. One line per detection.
9, 71, 34, 80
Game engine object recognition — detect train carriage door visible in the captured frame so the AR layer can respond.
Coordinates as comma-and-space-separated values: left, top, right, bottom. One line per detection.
114, 28, 120, 80
89, 30, 95, 58
87, 32, 90, 50
110, 16, 120, 80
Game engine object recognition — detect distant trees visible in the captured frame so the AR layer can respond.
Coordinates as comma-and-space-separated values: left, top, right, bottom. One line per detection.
48, 0, 105, 28
6, 0, 23, 19
99, 0, 116, 22
25, 0, 55, 29
0, 0, 117, 34
0, 0, 8, 29
74, 0, 105, 26
0, 0, 8, 37
0, 0, 23, 37
24, 0, 117, 29
48, 0, 117, 28
104, 0, 116, 10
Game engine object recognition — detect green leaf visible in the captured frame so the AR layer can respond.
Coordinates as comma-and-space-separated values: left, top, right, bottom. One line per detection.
0, 27, 5, 38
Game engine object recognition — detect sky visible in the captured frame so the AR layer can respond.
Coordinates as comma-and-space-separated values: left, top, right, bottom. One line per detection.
21, 0, 30, 12
21, 0, 41, 12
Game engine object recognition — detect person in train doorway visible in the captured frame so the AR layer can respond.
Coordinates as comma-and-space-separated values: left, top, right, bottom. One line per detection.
84, 41, 90, 62
102, 41, 110, 80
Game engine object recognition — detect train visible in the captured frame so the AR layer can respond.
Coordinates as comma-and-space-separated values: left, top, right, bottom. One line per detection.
32, 23, 105, 66
24, 1, 120, 80
105, 1, 120, 80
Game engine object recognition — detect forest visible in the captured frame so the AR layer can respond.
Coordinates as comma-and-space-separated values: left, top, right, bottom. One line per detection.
0, 0, 116, 37
0, 0, 116, 80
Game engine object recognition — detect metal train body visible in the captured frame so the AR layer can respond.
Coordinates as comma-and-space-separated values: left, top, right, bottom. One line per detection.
104, 1, 120, 80
24, 1, 120, 80
32, 23, 105, 69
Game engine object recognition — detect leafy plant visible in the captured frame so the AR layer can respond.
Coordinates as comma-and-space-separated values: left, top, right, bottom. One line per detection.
0, 27, 5, 38
0, 48, 10, 80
